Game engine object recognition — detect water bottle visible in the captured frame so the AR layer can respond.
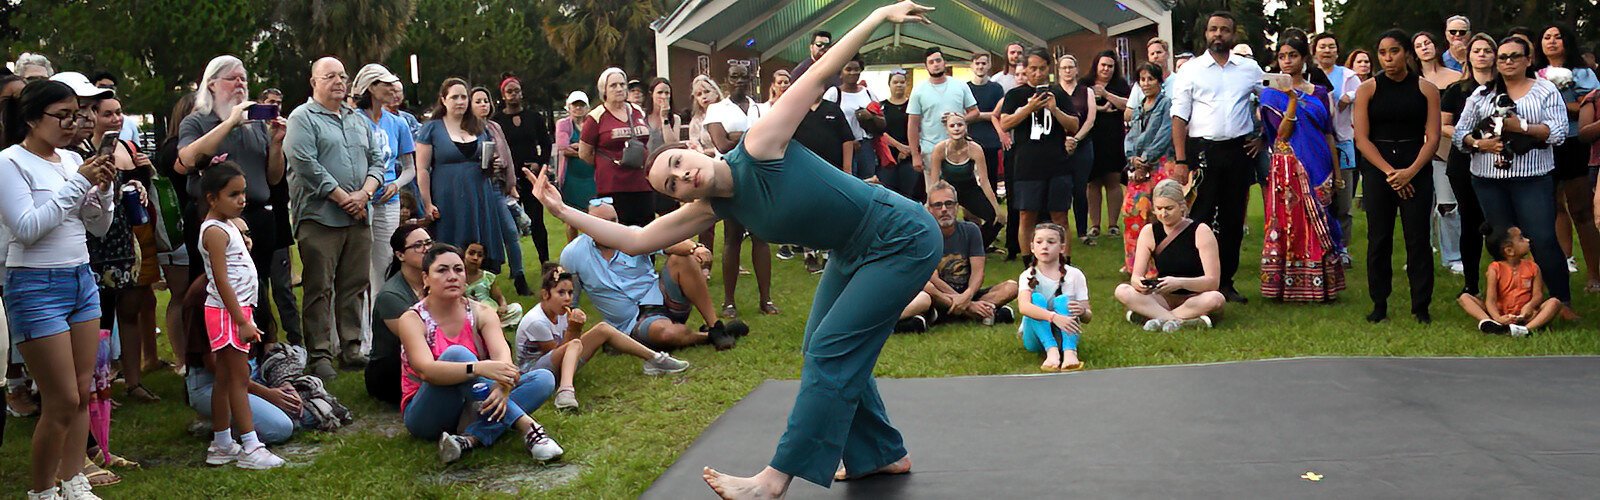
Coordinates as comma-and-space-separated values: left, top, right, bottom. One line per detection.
121, 185, 149, 225
469, 380, 493, 415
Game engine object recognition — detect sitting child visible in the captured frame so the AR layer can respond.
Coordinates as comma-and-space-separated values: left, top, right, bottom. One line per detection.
516, 264, 690, 411
1017, 223, 1091, 372
463, 241, 522, 331
1457, 226, 1562, 337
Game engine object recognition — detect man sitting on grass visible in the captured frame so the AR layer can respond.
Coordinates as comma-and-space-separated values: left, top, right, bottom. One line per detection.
559, 199, 743, 350
898, 182, 1018, 332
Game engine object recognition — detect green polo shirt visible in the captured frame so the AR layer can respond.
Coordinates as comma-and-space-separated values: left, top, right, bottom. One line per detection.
284, 98, 384, 228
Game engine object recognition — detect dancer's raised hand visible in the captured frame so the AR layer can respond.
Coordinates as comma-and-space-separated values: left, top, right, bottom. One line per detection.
878, 1, 935, 25
522, 166, 568, 217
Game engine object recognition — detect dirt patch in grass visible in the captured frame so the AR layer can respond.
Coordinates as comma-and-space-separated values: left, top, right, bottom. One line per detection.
427, 463, 586, 494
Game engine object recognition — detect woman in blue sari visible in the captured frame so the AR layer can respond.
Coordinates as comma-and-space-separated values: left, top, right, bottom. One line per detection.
1260, 38, 1346, 302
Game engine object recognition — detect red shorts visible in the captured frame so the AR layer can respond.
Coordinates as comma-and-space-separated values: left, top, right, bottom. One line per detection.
204, 305, 254, 353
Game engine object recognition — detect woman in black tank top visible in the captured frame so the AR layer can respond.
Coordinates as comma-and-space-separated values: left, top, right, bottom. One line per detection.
1353, 29, 1443, 324
1114, 179, 1226, 332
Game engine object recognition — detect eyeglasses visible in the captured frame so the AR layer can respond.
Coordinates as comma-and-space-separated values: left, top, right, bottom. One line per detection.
813, 42, 831, 48
928, 200, 960, 210
588, 197, 614, 207
726, 59, 752, 68
1497, 53, 1526, 62
316, 73, 349, 82
40, 110, 86, 129
1447, 30, 1468, 36
405, 238, 435, 251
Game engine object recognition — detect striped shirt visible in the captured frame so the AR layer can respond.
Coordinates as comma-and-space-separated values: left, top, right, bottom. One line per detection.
1451, 79, 1568, 179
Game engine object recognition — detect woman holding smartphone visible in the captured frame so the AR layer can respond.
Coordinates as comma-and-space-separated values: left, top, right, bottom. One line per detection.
1258, 39, 1346, 302
0, 79, 118, 500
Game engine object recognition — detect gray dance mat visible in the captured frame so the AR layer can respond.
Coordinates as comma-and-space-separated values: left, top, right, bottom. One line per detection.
643, 357, 1600, 499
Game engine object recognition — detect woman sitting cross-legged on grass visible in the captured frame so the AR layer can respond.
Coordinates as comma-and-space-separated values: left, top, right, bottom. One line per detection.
515, 263, 691, 412
1114, 179, 1226, 332
1017, 223, 1090, 372
396, 243, 563, 464
462, 241, 523, 331
1458, 226, 1563, 337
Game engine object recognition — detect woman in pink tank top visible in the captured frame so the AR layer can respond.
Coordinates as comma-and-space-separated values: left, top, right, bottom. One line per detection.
395, 244, 564, 463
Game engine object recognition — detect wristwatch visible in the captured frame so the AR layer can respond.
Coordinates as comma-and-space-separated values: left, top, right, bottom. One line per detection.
466, 363, 474, 374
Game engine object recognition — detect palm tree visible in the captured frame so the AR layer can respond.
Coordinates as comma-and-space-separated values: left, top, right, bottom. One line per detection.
276, 0, 418, 66
542, 0, 667, 77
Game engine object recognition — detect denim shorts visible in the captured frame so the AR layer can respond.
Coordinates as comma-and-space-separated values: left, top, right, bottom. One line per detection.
5, 264, 101, 347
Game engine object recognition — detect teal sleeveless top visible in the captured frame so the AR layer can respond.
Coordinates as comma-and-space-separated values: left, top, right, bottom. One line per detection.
710, 141, 881, 250
941, 157, 975, 183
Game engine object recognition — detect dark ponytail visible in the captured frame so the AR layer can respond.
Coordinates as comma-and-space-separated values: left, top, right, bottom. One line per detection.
0, 80, 76, 148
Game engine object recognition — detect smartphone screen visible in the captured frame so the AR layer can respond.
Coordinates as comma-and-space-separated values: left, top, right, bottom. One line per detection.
246, 104, 279, 121
98, 131, 119, 156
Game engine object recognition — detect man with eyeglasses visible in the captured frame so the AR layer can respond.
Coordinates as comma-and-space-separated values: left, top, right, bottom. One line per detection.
791, 30, 842, 88
558, 199, 739, 351
1442, 15, 1470, 72
284, 56, 387, 381
897, 182, 1017, 332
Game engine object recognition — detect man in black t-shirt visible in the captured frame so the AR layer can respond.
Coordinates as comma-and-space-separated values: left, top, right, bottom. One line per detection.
998, 47, 1080, 263
793, 96, 856, 173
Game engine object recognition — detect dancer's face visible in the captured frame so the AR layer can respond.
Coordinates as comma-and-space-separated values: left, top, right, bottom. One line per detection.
649, 149, 721, 201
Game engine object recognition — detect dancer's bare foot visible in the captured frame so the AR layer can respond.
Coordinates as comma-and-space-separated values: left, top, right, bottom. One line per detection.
1041, 349, 1061, 372
834, 455, 912, 481
703, 467, 787, 499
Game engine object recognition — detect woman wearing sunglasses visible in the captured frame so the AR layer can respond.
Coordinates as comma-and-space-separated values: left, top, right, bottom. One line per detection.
1453, 35, 1575, 315
525, 2, 937, 497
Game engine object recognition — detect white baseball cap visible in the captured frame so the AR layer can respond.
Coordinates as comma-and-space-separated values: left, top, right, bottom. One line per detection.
566, 90, 589, 105
50, 72, 114, 99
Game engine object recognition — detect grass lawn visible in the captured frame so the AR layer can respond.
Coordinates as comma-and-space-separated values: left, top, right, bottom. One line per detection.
3, 187, 1597, 498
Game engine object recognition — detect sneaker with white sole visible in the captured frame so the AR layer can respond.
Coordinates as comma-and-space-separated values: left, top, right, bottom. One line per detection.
525, 425, 564, 461
1184, 315, 1214, 329
236, 444, 286, 469
1161, 319, 1183, 333
438, 432, 474, 464
1447, 261, 1464, 275
205, 441, 242, 466
27, 486, 61, 500
1478, 320, 1510, 335
58, 474, 99, 500
642, 352, 690, 376
1509, 324, 1532, 337
993, 306, 1016, 324
553, 388, 579, 411
1142, 319, 1163, 332
776, 245, 796, 260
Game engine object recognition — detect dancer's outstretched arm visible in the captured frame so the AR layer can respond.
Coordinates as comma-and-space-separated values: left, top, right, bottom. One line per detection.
523, 166, 717, 256
743, 1, 934, 161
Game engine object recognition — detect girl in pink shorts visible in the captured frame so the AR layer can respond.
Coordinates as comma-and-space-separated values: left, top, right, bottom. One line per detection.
198, 161, 283, 469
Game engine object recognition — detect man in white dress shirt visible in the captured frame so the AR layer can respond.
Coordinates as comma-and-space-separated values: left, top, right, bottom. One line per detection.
1169, 11, 1263, 305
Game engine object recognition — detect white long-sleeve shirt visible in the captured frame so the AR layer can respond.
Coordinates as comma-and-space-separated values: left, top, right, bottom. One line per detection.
0, 144, 115, 269
1169, 53, 1264, 141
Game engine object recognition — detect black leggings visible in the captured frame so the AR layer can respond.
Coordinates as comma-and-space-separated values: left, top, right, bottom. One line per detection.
953, 179, 1000, 246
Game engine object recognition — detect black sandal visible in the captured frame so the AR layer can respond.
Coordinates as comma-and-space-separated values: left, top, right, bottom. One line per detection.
125, 384, 161, 403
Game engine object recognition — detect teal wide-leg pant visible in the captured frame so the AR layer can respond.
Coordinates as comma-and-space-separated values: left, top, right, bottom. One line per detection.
768, 194, 941, 487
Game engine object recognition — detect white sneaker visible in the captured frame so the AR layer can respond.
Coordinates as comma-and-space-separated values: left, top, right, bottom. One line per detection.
1568, 256, 1579, 273
206, 441, 242, 466
58, 474, 98, 500
1447, 261, 1464, 275
1161, 319, 1183, 333
1509, 324, 1532, 337
438, 432, 473, 464
1142, 319, 1163, 332
642, 352, 690, 376
1184, 315, 1214, 329
236, 444, 286, 469
524, 425, 564, 461
27, 486, 61, 500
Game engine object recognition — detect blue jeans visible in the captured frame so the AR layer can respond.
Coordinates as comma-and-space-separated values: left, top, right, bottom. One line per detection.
403, 345, 555, 445
496, 198, 525, 277
1021, 293, 1078, 352
185, 369, 297, 444
1471, 174, 1570, 302
853, 139, 879, 180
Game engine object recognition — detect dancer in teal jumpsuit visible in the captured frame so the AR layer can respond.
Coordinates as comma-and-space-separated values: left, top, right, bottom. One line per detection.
522, 3, 938, 497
